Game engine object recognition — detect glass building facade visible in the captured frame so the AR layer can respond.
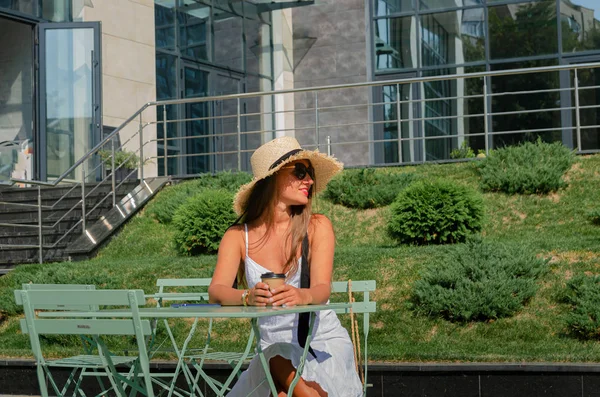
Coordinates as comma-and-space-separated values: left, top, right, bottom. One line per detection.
372, 0, 600, 163
154, 0, 273, 176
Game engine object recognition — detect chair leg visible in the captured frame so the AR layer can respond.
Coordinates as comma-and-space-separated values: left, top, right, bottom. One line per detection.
36, 365, 51, 397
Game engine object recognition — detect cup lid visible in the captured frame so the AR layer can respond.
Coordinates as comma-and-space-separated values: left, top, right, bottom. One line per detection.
261, 272, 286, 279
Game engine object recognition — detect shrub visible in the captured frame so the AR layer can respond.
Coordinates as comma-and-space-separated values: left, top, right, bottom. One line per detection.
450, 141, 475, 159
478, 139, 575, 195
172, 189, 237, 255
147, 171, 251, 224
559, 274, 600, 339
387, 179, 484, 245
588, 209, 600, 226
323, 169, 418, 209
98, 149, 140, 170
410, 239, 548, 322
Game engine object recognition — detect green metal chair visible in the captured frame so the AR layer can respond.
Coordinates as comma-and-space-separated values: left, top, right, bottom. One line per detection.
20, 284, 109, 395
15, 288, 154, 397
331, 280, 377, 397
150, 278, 255, 397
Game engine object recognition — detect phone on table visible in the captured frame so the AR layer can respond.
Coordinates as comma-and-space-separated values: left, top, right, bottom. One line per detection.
170, 303, 221, 308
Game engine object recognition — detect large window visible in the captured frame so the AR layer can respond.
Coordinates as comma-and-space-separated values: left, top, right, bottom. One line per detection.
372, 0, 600, 163
0, 0, 71, 21
154, 0, 273, 176
489, 1, 558, 60
561, 0, 600, 54
374, 15, 416, 70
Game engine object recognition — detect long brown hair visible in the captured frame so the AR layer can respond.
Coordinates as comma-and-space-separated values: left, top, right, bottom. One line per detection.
233, 163, 314, 287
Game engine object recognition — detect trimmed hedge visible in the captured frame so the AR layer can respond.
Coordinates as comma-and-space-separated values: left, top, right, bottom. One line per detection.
172, 189, 237, 255
559, 274, 600, 339
410, 239, 548, 322
146, 171, 251, 224
387, 179, 484, 245
478, 140, 575, 195
323, 168, 418, 209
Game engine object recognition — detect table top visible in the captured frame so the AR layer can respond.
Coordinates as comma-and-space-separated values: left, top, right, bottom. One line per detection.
37, 303, 351, 319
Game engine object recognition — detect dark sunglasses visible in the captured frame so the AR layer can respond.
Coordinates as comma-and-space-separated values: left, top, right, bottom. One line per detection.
284, 163, 315, 181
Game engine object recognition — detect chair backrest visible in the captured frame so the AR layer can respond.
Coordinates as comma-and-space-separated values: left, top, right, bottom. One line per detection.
22, 283, 95, 290
331, 280, 376, 315
331, 280, 376, 397
16, 289, 152, 338
154, 278, 211, 305
21, 283, 97, 311
16, 288, 152, 371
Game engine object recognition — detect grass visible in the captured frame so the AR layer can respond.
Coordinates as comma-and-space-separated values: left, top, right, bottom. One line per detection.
2, 155, 600, 362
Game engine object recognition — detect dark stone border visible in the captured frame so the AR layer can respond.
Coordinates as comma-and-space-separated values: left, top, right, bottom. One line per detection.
3, 359, 600, 396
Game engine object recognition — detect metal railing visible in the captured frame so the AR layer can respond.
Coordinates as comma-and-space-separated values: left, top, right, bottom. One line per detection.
1, 61, 599, 265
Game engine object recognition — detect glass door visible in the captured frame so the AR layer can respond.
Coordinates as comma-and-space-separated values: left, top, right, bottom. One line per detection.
0, 17, 34, 183
373, 73, 420, 165
37, 22, 102, 181
182, 64, 210, 174
212, 72, 242, 171
180, 63, 243, 175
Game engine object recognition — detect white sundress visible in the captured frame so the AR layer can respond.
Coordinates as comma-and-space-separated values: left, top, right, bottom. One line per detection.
226, 225, 363, 397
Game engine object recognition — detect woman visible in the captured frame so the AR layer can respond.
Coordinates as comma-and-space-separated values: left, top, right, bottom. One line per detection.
208, 137, 363, 397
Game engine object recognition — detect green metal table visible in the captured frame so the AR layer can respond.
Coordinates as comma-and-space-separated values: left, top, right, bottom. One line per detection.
39, 303, 351, 396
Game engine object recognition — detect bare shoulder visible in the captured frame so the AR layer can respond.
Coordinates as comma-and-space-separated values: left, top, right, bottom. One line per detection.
309, 213, 334, 235
220, 224, 244, 247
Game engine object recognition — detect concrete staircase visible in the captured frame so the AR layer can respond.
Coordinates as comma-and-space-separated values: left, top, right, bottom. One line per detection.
0, 177, 167, 272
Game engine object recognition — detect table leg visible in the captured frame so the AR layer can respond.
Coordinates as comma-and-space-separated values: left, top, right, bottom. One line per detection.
167, 318, 201, 397
251, 319, 279, 397
287, 312, 317, 396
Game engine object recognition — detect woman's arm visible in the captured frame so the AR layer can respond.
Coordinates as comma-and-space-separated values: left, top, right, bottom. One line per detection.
271, 214, 334, 306
208, 227, 246, 305
208, 227, 272, 306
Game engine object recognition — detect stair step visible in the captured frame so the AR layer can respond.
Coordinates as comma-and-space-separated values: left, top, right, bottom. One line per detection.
0, 186, 137, 206
0, 177, 169, 268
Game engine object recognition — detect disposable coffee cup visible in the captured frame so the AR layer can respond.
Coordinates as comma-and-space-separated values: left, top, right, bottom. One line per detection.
261, 272, 286, 290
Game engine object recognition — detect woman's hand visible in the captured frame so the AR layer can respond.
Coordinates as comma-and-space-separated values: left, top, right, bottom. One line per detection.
270, 285, 312, 307
247, 282, 273, 306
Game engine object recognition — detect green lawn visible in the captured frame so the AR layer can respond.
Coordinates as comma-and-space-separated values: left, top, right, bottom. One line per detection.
2, 155, 600, 362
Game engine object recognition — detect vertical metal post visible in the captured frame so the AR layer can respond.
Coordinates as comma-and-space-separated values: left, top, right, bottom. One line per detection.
37, 186, 43, 264
327, 136, 331, 156
111, 138, 116, 208
396, 83, 403, 164
138, 113, 144, 182
421, 83, 426, 164
163, 105, 168, 176
574, 69, 582, 152
314, 92, 319, 150
237, 98, 242, 171
483, 76, 490, 155
81, 169, 86, 235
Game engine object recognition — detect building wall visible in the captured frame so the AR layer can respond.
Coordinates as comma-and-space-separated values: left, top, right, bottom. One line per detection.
291, 0, 370, 166
81, 0, 157, 177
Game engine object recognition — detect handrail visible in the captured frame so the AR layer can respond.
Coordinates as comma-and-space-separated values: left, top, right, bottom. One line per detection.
148, 62, 600, 107
9, 60, 600, 187
10, 105, 150, 187
2, 61, 599, 267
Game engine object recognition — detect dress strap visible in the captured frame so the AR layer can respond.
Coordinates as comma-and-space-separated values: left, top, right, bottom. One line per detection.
244, 223, 249, 259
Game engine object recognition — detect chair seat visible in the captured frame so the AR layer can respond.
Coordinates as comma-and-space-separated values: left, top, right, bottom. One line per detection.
47, 354, 138, 368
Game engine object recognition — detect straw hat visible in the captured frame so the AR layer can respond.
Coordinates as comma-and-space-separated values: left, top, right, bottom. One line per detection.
233, 136, 343, 215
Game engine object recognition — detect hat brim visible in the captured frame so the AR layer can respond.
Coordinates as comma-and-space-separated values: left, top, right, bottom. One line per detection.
233, 150, 343, 216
